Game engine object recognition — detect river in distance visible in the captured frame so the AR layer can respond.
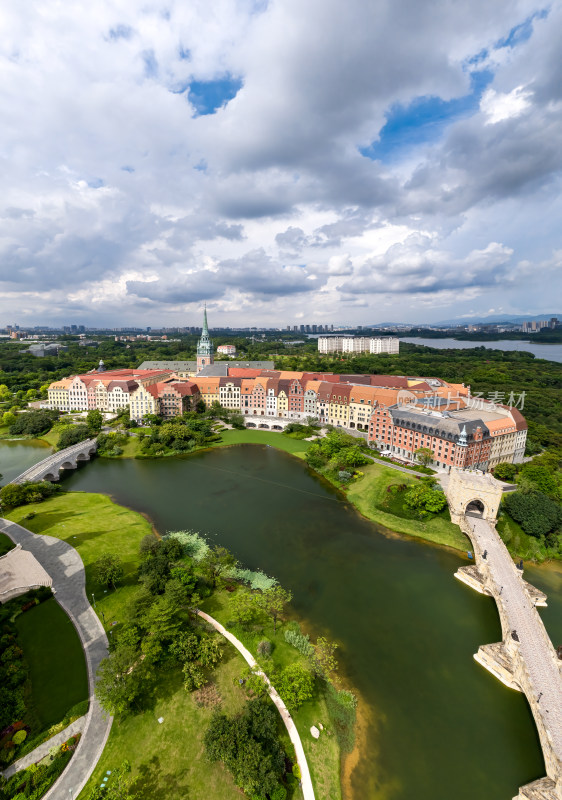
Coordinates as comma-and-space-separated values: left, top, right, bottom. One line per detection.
42, 443, 559, 800
400, 337, 562, 363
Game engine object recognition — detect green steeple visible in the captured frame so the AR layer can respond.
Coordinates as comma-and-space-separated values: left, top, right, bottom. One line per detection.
197, 304, 213, 359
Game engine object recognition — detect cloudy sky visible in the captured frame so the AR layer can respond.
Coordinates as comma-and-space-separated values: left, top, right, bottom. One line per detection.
2, 0, 561, 327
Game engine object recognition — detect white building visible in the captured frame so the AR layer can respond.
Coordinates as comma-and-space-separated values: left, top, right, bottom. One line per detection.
217, 344, 237, 356
317, 336, 400, 355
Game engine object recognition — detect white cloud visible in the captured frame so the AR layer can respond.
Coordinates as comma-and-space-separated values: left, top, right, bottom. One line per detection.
480, 85, 532, 124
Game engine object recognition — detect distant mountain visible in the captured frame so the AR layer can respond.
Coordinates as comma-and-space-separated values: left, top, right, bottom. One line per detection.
433, 314, 562, 326
363, 314, 562, 327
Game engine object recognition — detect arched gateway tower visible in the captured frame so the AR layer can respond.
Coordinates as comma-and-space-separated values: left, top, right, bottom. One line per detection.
196, 305, 214, 373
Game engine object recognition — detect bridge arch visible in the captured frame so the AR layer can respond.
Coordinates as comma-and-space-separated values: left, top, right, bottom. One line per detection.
465, 498, 486, 518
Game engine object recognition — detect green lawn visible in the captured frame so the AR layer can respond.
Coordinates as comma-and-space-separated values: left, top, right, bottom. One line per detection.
81, 651, 259, 800
7, 492, 154, 624
15, 598, 88, 728
0, 532, 15, 556
202, 589, 342, 800
346, 462, 471, 551
212, 428, 311, 458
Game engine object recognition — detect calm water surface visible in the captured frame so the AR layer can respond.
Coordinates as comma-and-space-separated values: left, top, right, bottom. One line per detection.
54, 445, 550, 800
0, 439, 51, 484
400, 337, 562, 363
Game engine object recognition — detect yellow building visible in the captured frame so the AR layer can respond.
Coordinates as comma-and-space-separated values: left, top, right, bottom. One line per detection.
47, 378, 72, 412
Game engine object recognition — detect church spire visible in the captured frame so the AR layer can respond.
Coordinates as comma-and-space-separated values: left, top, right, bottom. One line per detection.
202, 303, 209, 336
196, 304, 214, 373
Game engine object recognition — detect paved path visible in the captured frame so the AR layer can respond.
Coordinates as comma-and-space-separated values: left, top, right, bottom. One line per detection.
467, 516, 562, 765
3, 716, 86, 779
367, 454, 433, 478
0, 519, 112, 799
197, 610, 315, 800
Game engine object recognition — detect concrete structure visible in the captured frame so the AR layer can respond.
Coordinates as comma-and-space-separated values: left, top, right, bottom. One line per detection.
317, 336, 399, 354
11, 439, 98, 484
443, 471, 562, 800
0, 543, 52, 603
446, 468, 505, 524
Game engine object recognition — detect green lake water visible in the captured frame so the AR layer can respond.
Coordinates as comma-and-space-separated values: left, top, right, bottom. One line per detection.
0, 439, 51, 484
2, 441, 558, 800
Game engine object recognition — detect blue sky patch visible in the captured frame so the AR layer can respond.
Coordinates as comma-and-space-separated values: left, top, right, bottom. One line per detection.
108, 24, 133, 41
188, 76, 243, 116
361, 70, 493, 162
496, 8, 548, 49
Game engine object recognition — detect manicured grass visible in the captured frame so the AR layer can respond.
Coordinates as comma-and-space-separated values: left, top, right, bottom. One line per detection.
7, 492, 154, 625
202, 589, 342, 800
212, 429, 311, 458
81, 652, 257, 800
39, 427, 61, 447
15, 597, 88, 727
0, 532, 15, 556
346, 462, 471, 551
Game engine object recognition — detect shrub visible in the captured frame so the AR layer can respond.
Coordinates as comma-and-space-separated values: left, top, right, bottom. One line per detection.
284, 628, 313, 657
226, 567, 277, 591
167, 530, 210, 562
57, 424, 91, 450
12, 730, 27, 745
257, 640, 273, 658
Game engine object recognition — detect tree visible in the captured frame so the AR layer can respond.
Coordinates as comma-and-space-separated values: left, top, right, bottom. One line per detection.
519, 464, 560, 498
414, 447, 434, 467
201, 545, 237, 589
258, 585, 293, 634
0, 484, 26, 508
274, 664, 314, 711
503, 491, 562, 538
87, 409, 104, 433
94, 553, 124, 589
57, 424, 91, 450
404, 484, 447, 514
493, 462, 517, 482
95, 645, 148, 716
310, 636, 339, 680
2, 411, 16, 427
231, 589, 265, 628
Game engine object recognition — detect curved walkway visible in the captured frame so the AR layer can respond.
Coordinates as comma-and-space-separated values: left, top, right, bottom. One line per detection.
0, 518, 112, 799
197, 610, 315, 800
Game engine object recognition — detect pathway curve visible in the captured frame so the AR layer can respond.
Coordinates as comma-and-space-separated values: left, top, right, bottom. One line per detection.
2, 716, 86, 779
197, 610, 315, 800
0, 518, 112, 799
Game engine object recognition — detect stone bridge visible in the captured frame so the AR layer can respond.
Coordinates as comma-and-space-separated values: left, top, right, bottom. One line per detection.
443, 468, 562, 800
242, 415, 290, 430
12, 439, 98, 484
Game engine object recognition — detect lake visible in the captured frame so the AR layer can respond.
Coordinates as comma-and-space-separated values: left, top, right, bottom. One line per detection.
50, 444, 553, 800
0, 438, 52, 485
400, 337, 562, 363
